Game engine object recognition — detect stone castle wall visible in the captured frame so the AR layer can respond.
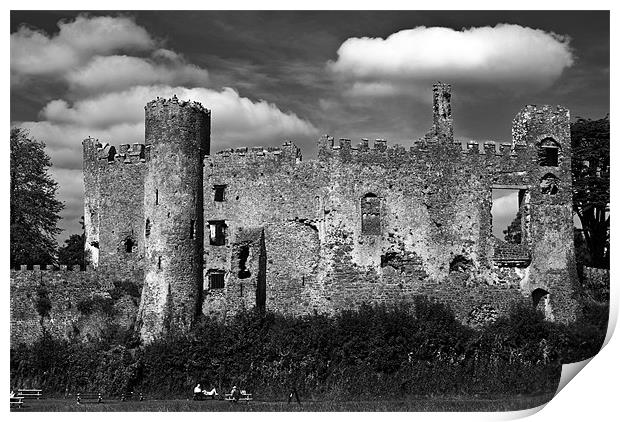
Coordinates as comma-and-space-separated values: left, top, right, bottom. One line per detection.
10, 267, 140, 345
9, 83, 583, 344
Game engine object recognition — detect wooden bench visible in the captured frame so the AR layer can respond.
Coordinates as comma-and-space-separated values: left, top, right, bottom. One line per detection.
121, 391, 145, 402
76, 392, 103, 404
225, 390, 253, 402
17, 389, 42, 400
10, 397, 24, 408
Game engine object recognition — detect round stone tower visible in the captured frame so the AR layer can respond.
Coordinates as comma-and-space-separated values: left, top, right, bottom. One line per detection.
138, 95, 210, 342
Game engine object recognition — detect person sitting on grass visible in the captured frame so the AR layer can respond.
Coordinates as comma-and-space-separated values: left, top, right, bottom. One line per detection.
193, 383, 204, 401
202, 387, 218, 399
230, 386, 240, 402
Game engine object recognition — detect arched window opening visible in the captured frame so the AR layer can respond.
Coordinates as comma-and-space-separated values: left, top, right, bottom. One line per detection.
540, 173, 559, 195
538, 138, 560, 167
532, 288, 550, 309
361, 193, 381, 235
449, 255, 473, 273
238, 245, 251, 279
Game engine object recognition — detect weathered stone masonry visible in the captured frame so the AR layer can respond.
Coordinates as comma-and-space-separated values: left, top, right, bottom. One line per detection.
10, 83, 582, 344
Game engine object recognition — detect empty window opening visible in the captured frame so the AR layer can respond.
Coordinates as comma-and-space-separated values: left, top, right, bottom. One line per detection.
214, 185, 226, 202
361, 193, 381, 235
155, 189, 159, 205
492, 188, 527, 244
540, 173, 559, 195
145, 219, 151, 237
538, 138, 560, 167
209, 221, 227, 246
531, 288, 550, 313
124, 238, 135, 253
209, 271, 225, 289
107, 146, 116, 163
90, 241, 99, 249
190, 219, 195, 239
157, 256, 162, 270
449, 255, 473, 273
238, 245, 251, 279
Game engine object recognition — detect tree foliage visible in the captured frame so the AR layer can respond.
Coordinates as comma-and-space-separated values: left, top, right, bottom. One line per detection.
571, 115, 610, 268
58, 216, 85, 267
10, 128, 64, 266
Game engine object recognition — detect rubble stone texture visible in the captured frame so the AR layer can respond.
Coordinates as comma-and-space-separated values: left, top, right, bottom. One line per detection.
10, 83, 582, 343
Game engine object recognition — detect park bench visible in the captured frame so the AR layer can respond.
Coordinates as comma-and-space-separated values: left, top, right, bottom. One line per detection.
10, 397, 24, 408
17, 389, 42, 399
76, 392, 103, 404
225, 390, 253, 402
121, 391, 145, 402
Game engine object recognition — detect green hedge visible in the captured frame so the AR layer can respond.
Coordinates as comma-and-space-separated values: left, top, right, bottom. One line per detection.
10, 296, 606, 400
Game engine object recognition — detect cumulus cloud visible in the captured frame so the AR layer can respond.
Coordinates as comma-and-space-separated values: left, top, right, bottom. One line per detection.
328, 24, 574, 97
66, 54, 209, 94
11, 15, 155, 80
22, 85, 318, 171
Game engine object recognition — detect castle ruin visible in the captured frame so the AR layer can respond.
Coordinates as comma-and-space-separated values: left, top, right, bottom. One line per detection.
11, 83, 582, 344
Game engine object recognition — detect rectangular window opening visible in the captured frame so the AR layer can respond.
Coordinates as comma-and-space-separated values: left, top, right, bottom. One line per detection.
214, 185, 226, 202
155, 189, 159, 205
190, 219, 195, 239
209, 271, 225, 289
539, 147, 559, 167
491, 187, 527, 245
209, 220, 227, 246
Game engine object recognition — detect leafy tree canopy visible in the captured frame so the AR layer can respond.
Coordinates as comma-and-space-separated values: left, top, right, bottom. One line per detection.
10, 128, 64, 266
571, 115, 610, 268
58, 216, 85, 267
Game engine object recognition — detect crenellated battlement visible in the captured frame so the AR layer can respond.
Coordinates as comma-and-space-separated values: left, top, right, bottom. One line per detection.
92, 141, 147, 165
210, 141, 302, 163
11, 264, 88, 272
145, 94, 211, 116
316, 133, 529, 164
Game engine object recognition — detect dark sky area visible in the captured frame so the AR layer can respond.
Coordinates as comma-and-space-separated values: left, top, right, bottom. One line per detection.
10, 10, 610, 239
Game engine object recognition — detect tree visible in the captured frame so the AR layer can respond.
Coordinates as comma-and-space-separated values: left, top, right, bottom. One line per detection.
10, 128, 64, 266
571, 115, 610, 268
58, 216, 85, 267
503, 211, 522, 244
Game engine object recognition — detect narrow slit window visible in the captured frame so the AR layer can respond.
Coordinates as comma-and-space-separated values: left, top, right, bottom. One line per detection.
214, 185, 226, 202
157, 256, 162, 270
155, 189, 159, 205
209, 221, 227, 246
190, 219, 195, 239
209, 271, 225, 289
145, 219, 151, 237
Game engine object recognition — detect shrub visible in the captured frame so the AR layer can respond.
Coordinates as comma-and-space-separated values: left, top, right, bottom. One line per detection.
10, 296, 604, 400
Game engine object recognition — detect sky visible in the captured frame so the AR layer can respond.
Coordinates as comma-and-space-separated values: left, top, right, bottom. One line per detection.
10, 10, 610, 240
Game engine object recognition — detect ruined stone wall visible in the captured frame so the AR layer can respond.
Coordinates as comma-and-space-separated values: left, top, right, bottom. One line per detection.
138, 97, 210, 341
201, 99, 579, 324
82, 138, 146, 290
202, 134, 543, 323
10, 267, 140, 345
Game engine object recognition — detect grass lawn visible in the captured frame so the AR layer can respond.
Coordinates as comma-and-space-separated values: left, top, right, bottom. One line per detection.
11, 393, 554, 412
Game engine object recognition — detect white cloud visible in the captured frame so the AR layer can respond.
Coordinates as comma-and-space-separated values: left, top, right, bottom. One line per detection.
328, 24, 574, 97
22, 85, 318, 171
66, 54, 209, 94
11, 15, 155, 80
